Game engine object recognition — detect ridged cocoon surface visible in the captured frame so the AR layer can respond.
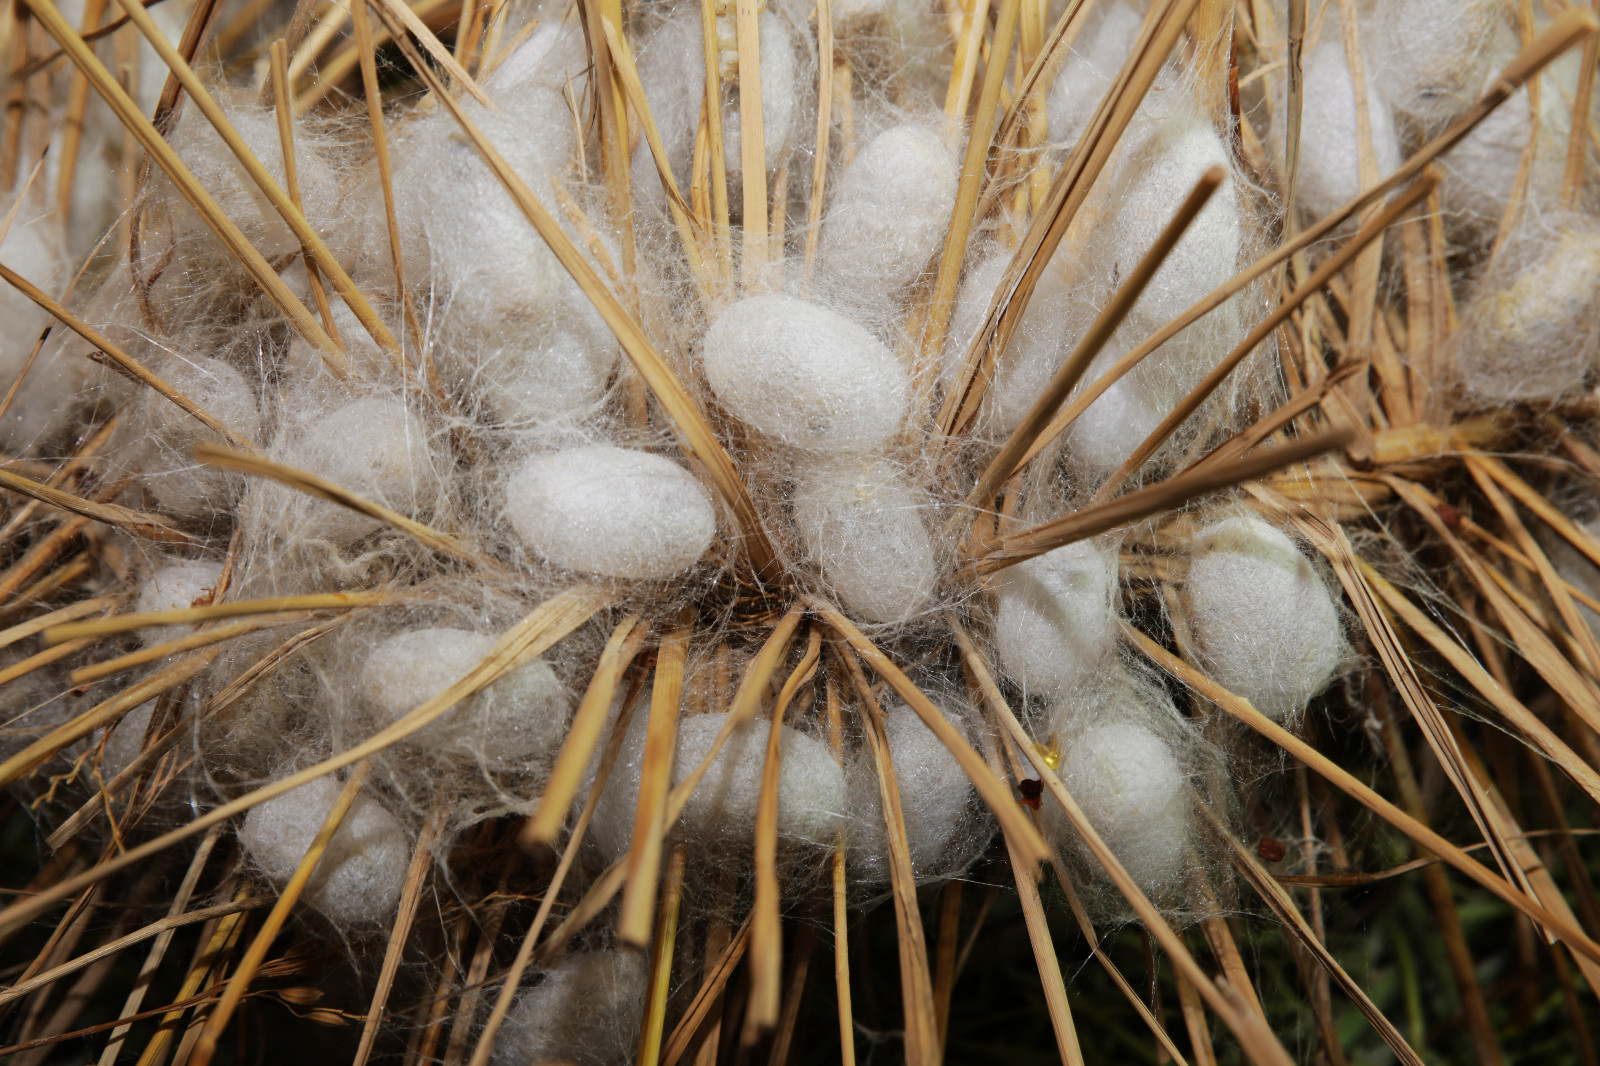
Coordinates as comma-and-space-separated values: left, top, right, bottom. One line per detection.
1185, 514, 1343, 720
504, 444, 717, 580
793, 456, 938, 624
360, 628, 570, 770
239, 774, 411, 925
702, 293, 909, 453
993, 539, 1118, 698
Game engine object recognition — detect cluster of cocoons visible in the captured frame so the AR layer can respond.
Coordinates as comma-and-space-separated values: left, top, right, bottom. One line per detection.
35, 0, 1586, 1038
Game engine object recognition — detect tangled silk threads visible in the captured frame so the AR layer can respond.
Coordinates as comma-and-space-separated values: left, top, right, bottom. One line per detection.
14, 0, 1598, 1054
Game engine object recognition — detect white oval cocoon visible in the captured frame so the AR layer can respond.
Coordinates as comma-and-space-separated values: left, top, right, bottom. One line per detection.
1045, 1, 1144, 147
139, 356, 261, 519
1050, 720, 1189, 892
672, 713, 848, 847
994, 539, 1117, 698
361, 628, 570, 770
137, 559, 225, 647
1185, 514, 1343, 720
1280, 37, 1402, 220
793, 457, 938, 624
1451, 218, 1600, 402
491, 951, 647, 1066
239, 773, 411, 925
1371, 0, 1501, 125
270, 394, 435, 547
702, 293, 909, 453
847, 702, 974, 880
822, 123, 959, 300
505, 445, 717, 580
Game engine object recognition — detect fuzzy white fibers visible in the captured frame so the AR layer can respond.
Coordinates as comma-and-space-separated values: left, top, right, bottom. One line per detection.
360, 628, 570, 771
1096, 112, 1241, 341
504, 444, 717, 580
1438, 65, 1579, 236
993, 538, 1117, 699
1277, 36, 1402, 221
167, 94, 343, 261
1450, 214, 1600, 402
490, 950, 647, 1066
821, 123, 959, 303
1185, 514, 1343, 720
846, 701, 974, 881
792, 455, 938, 623
943, 248, 1099, 436
386, 48, 606, 351
239, 773, 410, 925
1050, 718, 1189, 893
722, 11, 802, 183
136, 355, 261, 519
100, 701, 155, 778
632, 8, 801, 206
702, 293, 909, 453
585, 710, 847, 858
1045, 1, 1145, 148
263, 393, 436, 547
136, 558, 224, 646
0, 202, 66, 378
452, 326, 618, 431
1369, 0, 1504, 127
1063, 359, 1165, 477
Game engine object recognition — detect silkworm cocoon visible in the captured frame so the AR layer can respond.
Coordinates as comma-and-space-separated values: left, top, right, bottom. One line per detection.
1045, 1, 1144, 147
490, 950, 647, 1066
1063, 369, 1164, 477
1439, 67, 1574, 233
100, 700, 155, 778
673, 712, 848, 846
792, 456, 938, 624
267, 394, 435, 547
168, 96, 342, 260
137, 355, 261, 519
821, 123, 959, 301
505, 445, 717, 580
0, 205, 66, 382
136, 559, 224, 646
389, 101, 595, 342
1098, 113, 1241, 331
1185, 514, 1343, 720
631, 7, 799, 208
722, 11, 802, 182
1049, 720, 1189, 892
993, 539, 1117, 698
584, 711, 847, 858
846, 702, 973, 880
1369, 0, 1502, 126
239, 773, 411, 925
1278, 37, 1402, 220
360, 628, 570, 771
1450, 218, 1600, 402
701, 293, 909, 453
450, 326, 619, 429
